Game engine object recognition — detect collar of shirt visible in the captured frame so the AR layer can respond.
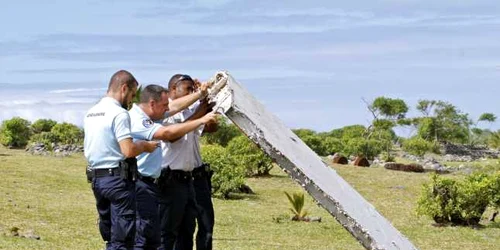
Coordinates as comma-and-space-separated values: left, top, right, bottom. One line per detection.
130, 103, 147, 117
102, 96, 122, 108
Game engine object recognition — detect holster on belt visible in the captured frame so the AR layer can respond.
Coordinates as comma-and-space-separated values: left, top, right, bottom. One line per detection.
85, 158, 138, 183
194, 163, 213, 179
119, 157, 138, 182
157, 167, 171, 191
86, 165, 93, 183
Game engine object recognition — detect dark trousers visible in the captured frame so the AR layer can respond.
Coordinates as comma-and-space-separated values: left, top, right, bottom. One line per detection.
193, 174, 214, 250
135, 178, 161, 250
92, 176, 136, 250
159, 174, 197, 250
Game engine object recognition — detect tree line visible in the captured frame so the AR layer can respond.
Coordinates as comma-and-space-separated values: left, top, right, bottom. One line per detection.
0, 118, 83, 149
1, 96, 499, 199
291, 97, 498, 159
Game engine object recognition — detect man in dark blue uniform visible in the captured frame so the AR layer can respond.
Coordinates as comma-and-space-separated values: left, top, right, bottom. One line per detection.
129, 84, 216, 249
84, 70, 159, 249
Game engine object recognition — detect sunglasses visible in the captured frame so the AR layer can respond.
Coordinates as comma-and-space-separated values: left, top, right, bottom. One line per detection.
173, 74, 194, 86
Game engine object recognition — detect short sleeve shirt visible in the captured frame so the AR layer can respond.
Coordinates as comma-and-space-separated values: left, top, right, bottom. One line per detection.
84, 97, 132, 169
129, 104, 163, 178
161, 101, 203, 171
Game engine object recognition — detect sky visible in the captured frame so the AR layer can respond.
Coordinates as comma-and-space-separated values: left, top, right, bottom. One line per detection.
1, 0, 500, 135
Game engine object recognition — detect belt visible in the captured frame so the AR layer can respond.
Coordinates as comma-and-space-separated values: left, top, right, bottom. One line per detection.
93, 167, 122, 178
170, 169, 193, 181
139, 175, 157, 183
192, 166, 208, 178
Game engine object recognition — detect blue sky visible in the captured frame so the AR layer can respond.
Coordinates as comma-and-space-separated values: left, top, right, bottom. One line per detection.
1, 0, 500, 135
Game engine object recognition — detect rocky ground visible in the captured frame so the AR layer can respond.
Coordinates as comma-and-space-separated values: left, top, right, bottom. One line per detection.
327, 144, 500, 174
25, 143, 84, 156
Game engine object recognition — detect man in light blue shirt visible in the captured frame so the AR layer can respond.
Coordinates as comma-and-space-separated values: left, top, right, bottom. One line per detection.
129, 84, 217, 249
84, 70, 158, 250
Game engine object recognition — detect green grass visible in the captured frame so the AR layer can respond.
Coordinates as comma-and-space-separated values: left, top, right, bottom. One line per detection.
0, 147, 498, 249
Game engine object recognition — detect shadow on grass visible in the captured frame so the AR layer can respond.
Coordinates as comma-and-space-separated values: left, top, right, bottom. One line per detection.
214, 238, 298, 248
0, 153, 11, 157
484, 221, 500, 229
216, 192, 260, 201
423, 169, 453, 175
431, 221, 500, 230
251, 173, 288, 179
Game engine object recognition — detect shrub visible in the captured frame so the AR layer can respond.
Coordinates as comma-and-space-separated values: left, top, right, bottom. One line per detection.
380, 151, 395, 162
29, 132, 58, 150
322, 137, 343, 156
200, 144, 246, 198
402, 136, 432, 157
51, 122, 83, 144
454, 174, 491, 225
227, 135, 273, 176
343, 137, 383, 160
489, 172, 500, 209
201, 116, 241, 147
0, 117, 32, 148
416, 173, 497, 226
31, 119, 57, 134
300, 134, 327, 156
292, 128, 316, 138
416, 174, 460, 224
488, 172, 500, 221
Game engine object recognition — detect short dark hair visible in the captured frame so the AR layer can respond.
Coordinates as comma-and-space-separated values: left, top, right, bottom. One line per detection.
107, 70, 138, 92
168, 74, 194, 90
140, 84, 168, 103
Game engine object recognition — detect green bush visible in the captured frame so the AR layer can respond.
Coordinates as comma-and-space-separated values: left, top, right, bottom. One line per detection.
29, 132, 58, 150
201, 116, 242, 147
416, 174, 460, 224
343, 137, 383, 159
227, 135, 273, 176
488, 172, 500, 209
292, 128, 316, 138
31, 119, 57, 134
201, 144, 246, 198
416, 173, 498, 226
380, 152, 395, 162
402, 136, 432, 157
51, 123, 83, 144
0, 117, 32, 148
301, 134, 327, 156
322, 137, 343, 156
455, 174, 491, 225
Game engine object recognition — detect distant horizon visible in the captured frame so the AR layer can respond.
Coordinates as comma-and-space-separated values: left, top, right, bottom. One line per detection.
2, 0, 500, 133
1, 88, 495, 140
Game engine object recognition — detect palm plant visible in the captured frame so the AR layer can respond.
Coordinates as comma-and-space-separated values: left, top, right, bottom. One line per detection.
284, 191, 308, 221
488, 130, 500, 149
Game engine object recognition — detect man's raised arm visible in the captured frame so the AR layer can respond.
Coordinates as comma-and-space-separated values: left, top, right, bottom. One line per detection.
167, 81, 211, 116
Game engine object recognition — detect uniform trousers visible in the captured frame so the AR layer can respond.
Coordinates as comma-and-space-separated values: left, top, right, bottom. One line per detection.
159, 171, 197, 250
92, 175, 136, 250
135, 177, 161, 250
192, 169, 214, 250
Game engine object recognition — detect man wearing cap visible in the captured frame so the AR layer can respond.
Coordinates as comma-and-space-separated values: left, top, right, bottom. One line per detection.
159, 74, 214, 250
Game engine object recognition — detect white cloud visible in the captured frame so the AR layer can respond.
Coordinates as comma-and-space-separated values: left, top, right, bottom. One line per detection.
49, 87, 107, 94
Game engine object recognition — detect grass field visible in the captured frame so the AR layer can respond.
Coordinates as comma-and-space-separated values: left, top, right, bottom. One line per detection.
0, 147, 499, 250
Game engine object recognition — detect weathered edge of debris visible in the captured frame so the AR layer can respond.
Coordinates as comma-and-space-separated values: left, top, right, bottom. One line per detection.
210, 71, 417, 250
